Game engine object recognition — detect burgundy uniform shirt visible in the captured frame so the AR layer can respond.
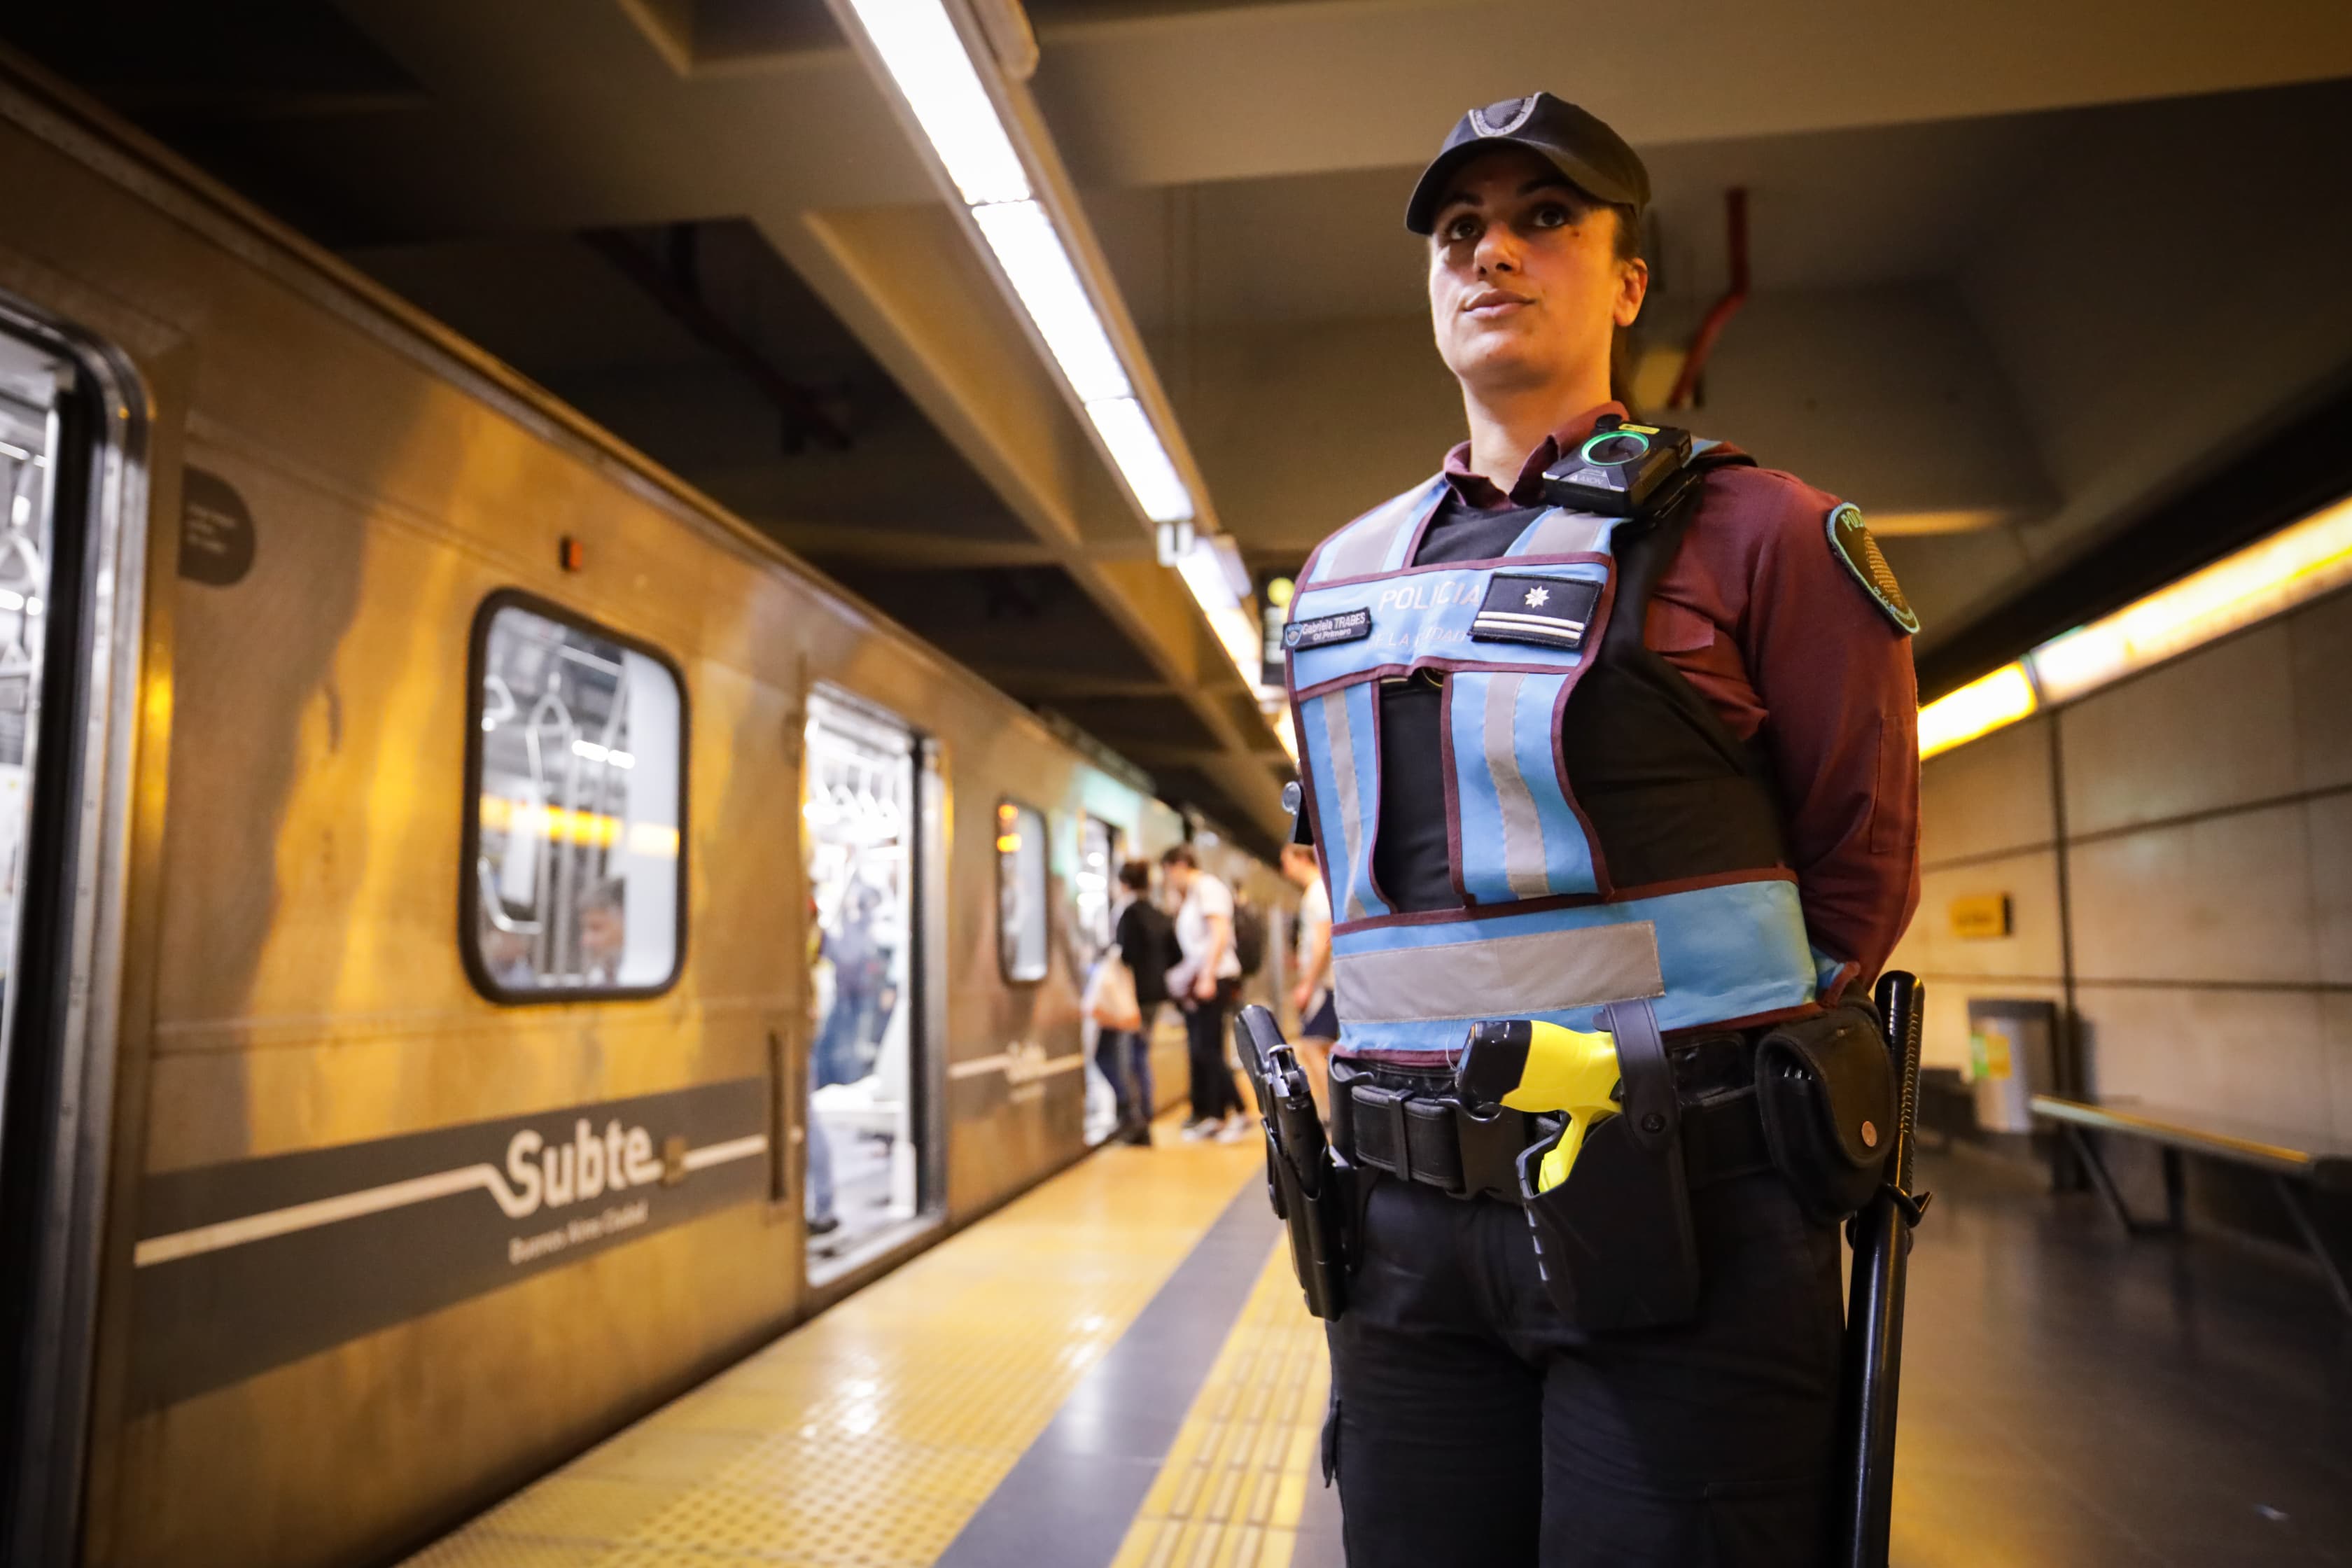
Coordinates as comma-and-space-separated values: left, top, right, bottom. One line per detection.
1317, 402, 1921, 1004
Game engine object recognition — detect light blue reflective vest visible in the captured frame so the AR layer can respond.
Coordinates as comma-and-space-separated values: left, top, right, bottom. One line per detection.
1285, 472, 1839, 1065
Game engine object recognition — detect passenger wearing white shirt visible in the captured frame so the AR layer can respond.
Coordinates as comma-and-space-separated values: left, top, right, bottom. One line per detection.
1161, 844, 1249, 1140
1282, 842, 1337, 1114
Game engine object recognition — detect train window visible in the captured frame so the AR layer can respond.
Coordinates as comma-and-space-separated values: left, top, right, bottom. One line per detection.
464, 594, 685, 1000
995, 800, 1048, 983
0, 333, 59, 1063
1074, 816, 1120, 961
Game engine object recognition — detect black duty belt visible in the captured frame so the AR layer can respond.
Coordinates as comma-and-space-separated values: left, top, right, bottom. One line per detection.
1329, 1040, 1774, 1205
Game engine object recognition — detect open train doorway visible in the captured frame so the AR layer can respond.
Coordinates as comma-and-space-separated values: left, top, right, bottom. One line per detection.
0, 305, 146, 1564
802, 690, 932, 1284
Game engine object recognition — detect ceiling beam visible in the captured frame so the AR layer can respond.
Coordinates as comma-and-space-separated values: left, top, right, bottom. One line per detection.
580, 225, 851, 450
1030, 0, 2352, 188
762, 524, 1061, 567
969, 666, 1175, 699
764, 202, 1292, 842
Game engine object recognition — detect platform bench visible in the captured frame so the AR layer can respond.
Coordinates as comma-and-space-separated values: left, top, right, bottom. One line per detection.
2029, 1096, 2352, 1318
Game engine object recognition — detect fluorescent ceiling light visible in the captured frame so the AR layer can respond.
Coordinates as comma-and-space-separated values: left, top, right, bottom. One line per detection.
972, 200, 1131, 403
2026, 491, 2352, 706
1087, 396, 1194, 523
1173, 536, 1238, 615
1270, 704, 1298, 763
839, 0, 1030, 204
1918, 490, 2352, 762
1919, 663, 2038, 760
836, 0, 1210, 580
1170, 533, 1261, 683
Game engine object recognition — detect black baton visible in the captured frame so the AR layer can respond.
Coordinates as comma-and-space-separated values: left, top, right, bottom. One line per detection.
1835, 971, 1932, 1568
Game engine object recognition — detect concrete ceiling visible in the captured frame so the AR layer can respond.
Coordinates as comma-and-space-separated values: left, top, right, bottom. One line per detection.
10, 0, 2352, 839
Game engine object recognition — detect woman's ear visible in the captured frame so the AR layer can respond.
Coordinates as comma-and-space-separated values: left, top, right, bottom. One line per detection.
1614, 256, 1650, 328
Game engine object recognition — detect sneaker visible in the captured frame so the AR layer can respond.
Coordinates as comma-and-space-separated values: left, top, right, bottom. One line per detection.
1180, 1119, 1214, 1141
1215, 1115, 1253, 1144
1121, 1126, 1154, 1147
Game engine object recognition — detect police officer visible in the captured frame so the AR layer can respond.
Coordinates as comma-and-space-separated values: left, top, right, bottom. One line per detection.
1281, 93, 1921, 1565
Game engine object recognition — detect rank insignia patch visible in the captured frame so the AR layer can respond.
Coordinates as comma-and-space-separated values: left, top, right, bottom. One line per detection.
1826, 504, 1919, 636
1469, 573, 1603, 651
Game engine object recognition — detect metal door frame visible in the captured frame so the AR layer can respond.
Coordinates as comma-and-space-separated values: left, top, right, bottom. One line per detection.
0, 295, 151, 1564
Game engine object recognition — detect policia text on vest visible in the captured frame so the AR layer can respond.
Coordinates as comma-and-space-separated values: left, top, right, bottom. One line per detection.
1276, 87, 1921, 1565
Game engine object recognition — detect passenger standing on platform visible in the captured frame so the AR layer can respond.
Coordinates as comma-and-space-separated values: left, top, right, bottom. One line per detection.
1091, 864, 1166, 1147
1101, 858, 1175, 1145
1281, 842, 1337, 1114
1161, 845, 1250, 1141
1282, 93, 1921, 1565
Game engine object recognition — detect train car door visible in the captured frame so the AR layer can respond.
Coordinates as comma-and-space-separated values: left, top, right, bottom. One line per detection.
1075, 815, 1124, 1145
0, 306, 148, 1563
802, 690, 934, 1283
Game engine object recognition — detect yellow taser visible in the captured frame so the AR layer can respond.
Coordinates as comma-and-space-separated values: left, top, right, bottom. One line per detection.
1453, 1018, 1623, 1194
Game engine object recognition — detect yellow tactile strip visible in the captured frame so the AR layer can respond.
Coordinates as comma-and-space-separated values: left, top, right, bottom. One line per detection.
1106, 1240, 1331, 1568
404, 1132, 1261, 1568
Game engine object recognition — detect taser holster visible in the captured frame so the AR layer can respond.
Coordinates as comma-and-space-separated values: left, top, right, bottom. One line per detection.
1233, 1006, 1354, 1320
1513, 1000, 1703, 1331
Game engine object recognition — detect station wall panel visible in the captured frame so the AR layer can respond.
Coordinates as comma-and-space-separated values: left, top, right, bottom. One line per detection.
2057, 620, 2300, 838
1908, 584, 2352, 1135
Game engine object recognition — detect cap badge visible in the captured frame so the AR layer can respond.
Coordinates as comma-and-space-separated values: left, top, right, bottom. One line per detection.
1469, 96, 1539, 139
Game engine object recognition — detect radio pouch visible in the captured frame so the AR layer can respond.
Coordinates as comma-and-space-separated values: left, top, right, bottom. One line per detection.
1516, 1000, 1702, 1331
1755, 1004, 1897, 1224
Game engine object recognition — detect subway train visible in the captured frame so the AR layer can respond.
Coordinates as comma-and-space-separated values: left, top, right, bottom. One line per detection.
0, 58, 1293, 1568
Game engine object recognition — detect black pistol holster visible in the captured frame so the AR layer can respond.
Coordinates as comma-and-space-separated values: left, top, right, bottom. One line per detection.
1233, 1006, 1355, 1320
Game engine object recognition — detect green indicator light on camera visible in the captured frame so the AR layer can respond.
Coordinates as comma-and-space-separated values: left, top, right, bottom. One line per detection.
1578, 429, 1652, 466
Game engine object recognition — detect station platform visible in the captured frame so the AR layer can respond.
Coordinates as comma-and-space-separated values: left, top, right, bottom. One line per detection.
405, 1127, 2351, 1568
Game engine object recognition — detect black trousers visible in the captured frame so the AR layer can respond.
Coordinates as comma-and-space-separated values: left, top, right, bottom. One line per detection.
1180, 984, 1245, 1121
1324, 1168, 1844, 1567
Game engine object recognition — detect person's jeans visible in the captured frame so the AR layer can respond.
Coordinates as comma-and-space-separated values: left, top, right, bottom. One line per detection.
814, 985, 878, 1088
806, 1059, 836, 1226
1095, 1007, 1158, 1131
1180, 983, 1245, 1121
1323, 1170, 1842, 1566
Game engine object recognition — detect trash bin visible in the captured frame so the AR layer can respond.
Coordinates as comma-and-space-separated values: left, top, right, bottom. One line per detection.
1964, 999, 2057, 1134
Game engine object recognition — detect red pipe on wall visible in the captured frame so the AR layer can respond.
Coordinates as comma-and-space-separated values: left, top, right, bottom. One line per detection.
1665, 187, 1749, 411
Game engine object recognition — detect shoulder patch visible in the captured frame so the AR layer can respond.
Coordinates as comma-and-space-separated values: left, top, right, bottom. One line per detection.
1826, 503, 1919, 636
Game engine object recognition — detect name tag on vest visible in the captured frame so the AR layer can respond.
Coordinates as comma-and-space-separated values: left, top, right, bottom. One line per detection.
1471, 574, 1602, 651
1284, 608, 1373, 650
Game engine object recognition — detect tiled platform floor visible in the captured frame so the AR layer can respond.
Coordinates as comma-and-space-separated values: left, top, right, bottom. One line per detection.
409, 1131, 2352, 1567
1888, 1147, 2351, 1567
402, 1123, 1264, 1568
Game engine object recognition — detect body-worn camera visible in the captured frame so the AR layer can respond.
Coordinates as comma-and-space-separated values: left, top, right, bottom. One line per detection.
1539, 414, 1693, 516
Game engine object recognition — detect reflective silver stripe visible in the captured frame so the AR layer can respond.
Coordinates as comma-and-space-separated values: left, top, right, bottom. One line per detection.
1475, 611, 1588, 630
1314, 491, 1425, 582
1520, 509, 1611, 555
1335, 922, 1665, 1024
1320, 691, 1371, 920
1480, 673, 1553, 898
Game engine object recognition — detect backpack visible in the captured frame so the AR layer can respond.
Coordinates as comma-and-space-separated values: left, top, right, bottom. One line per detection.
1231, 894, 1268, 978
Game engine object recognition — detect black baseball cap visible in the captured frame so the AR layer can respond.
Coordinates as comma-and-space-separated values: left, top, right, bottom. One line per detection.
1404, 92, 1650, 235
